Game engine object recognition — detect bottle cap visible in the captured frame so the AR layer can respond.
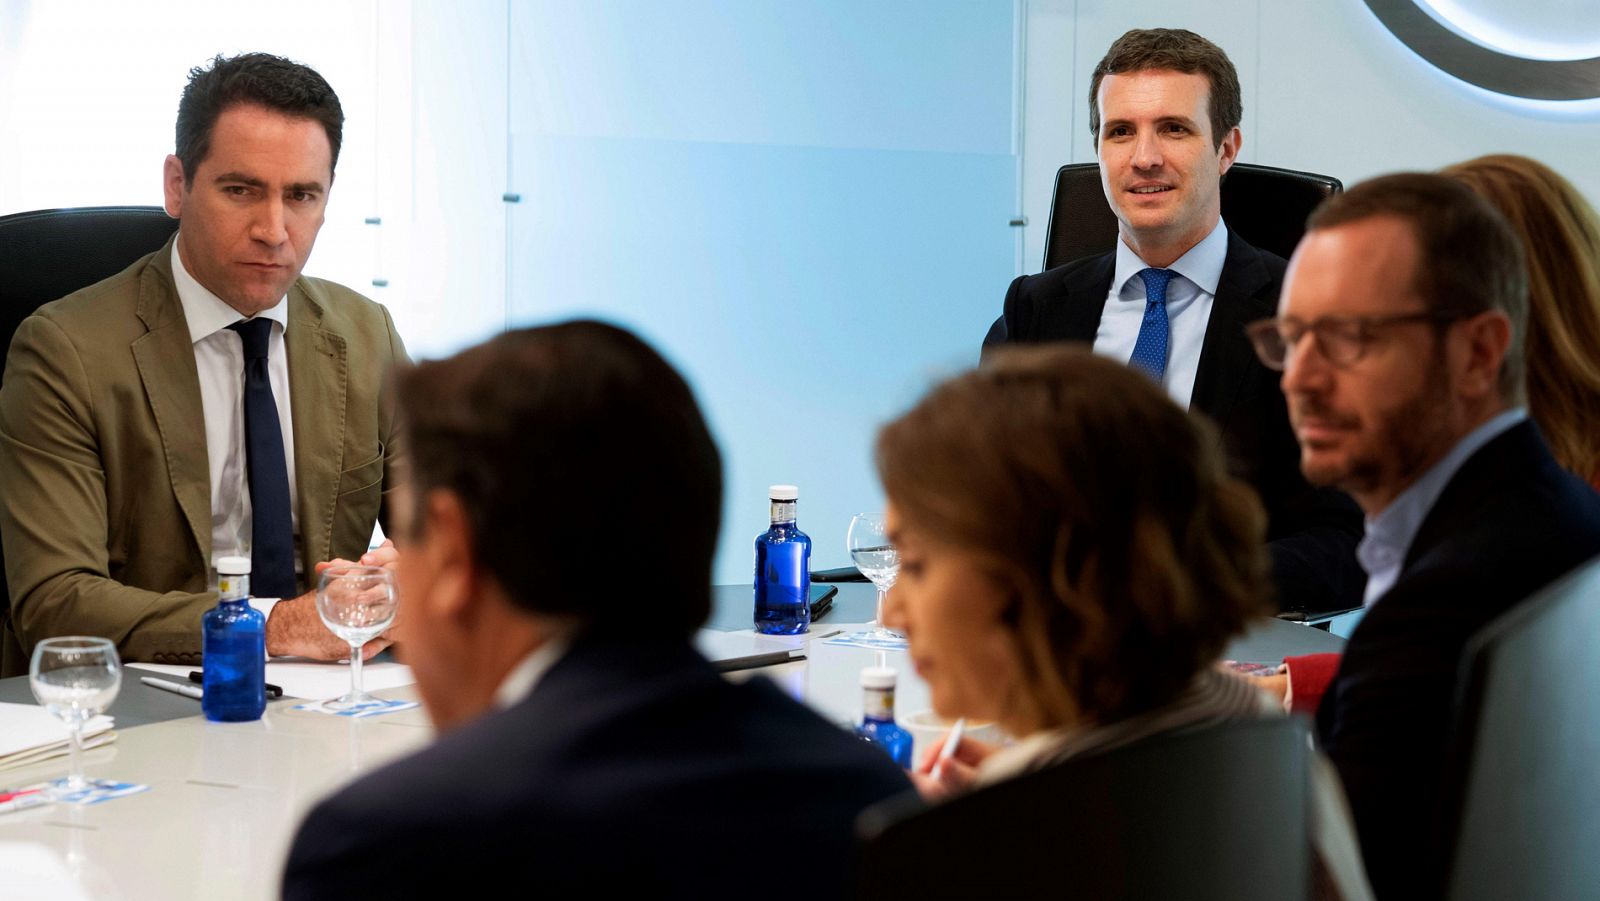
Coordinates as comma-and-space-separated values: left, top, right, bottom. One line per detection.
769, 484, 799, 501
216, 555, 252, 575
860, 666, 897, 689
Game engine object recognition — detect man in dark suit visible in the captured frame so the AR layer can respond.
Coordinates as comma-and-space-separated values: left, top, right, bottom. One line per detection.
1251, 173, 1600, 899
281, 321, 912, 900
983, 29, 1363, 613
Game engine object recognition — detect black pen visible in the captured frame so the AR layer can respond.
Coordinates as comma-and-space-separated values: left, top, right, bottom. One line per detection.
189, 670, 284, 699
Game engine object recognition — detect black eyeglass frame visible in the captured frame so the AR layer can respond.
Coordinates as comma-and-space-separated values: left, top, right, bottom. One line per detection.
1245, 310, 1465, 371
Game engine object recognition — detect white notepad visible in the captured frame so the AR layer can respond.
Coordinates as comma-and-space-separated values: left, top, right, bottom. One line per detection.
127, 660, 415, 701
0, 702, 115, 772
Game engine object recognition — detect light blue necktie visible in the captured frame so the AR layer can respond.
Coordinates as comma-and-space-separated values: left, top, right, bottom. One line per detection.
1129, 268, 1175, 381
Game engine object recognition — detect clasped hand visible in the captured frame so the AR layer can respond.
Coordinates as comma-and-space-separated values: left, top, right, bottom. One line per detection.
263, 540, 399, 660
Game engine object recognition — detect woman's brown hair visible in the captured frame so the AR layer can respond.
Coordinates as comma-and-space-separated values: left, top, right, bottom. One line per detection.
876, 346, 1271, 731
1443, 154, 1600, 486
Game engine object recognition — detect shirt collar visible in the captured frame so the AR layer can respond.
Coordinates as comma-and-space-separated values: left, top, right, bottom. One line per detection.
171, 239, 289, 345
492, 631, 574, 709
1358, 408, 1528, 585
1111, 217, 1229, 300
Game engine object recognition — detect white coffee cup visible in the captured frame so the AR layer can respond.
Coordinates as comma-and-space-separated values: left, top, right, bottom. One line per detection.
900, 709, 1004, 770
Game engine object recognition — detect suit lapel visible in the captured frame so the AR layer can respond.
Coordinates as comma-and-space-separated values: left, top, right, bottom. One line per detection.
1191, 232, 1275, 420
286, 285, 348, 569
131, 239, 212, 565
1404, 422, 1538, 573
1057, 253, 1115, 342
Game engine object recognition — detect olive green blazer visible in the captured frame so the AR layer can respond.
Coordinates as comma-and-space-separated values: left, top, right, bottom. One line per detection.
0, 235, 407, 675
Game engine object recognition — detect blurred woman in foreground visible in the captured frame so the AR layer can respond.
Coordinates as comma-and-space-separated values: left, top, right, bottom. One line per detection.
1443, 154, 1600, 488
876, 346, 1370, 901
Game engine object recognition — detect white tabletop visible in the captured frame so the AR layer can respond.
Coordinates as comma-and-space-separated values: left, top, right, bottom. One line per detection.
0, 639, 927, 901
0, 584, 1340, 900
0, 688, 432, 900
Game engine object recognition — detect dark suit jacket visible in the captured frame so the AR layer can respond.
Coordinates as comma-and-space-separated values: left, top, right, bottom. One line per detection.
982, 231, 1364, 613
1316, 421, 1600, 900
282, 632, 914, 900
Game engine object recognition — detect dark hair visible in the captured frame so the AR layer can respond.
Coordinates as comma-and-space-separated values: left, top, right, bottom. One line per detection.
394, 321, 723, 636
1308, 172, 1529, 402
876, 346, 1271, 727
1442, 155, 1600, 483
1088, 28, 1242, 150
175, 53, 344, 183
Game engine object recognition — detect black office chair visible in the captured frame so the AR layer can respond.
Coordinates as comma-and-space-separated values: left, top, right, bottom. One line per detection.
0, 205, 178, 631
1440, 554, 1600, 901
0, 205, 179, 381
857, 717, 1312, 900
1041, 162, 1343, 270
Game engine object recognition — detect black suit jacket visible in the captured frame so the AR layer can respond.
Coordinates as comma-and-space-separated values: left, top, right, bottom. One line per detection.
282, 631, 913, 900
982, 231, 1365, 613
1316, 421, 1600, 900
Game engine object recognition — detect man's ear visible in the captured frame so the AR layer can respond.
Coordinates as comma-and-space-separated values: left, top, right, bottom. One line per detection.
162, 155, 186, 220
1455, 310, 1514, 403
421, 489, 477, 622
1217, 126, 1242, 177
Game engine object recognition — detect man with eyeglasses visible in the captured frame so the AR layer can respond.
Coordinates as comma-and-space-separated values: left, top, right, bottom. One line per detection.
1247, 172, 1600, 900
982, 28, 1364, 615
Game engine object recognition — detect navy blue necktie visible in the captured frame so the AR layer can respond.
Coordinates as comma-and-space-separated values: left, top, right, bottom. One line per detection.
1129, 268, 1176, 381
228, 318, 297, 599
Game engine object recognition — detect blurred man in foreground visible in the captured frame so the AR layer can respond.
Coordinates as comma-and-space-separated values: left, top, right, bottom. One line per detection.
282, 320, 911, 899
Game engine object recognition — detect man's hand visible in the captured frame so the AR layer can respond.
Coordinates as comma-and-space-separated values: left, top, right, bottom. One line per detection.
360, 538, 399, 571
314, 539, 399, 577
1215, 662, 1292, 711
265, 589, 393, 660
1251, 672, 1290, 704
298, 541, 402, 658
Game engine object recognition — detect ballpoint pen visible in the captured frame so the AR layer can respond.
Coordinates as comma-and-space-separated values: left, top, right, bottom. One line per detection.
188, 670, 284, 699
930, 718, 966, 780
0, 788, 47, 815
141, 675, 203, 700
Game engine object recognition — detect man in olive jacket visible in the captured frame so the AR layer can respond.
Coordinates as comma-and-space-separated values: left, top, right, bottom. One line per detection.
0, 53, 405, 676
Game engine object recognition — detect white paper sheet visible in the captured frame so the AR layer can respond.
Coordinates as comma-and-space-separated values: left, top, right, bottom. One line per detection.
0, 702, 114, 766
127, 660, 415, 701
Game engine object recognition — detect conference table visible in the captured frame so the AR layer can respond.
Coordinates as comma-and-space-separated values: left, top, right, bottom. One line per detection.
0, 583, 1343, 900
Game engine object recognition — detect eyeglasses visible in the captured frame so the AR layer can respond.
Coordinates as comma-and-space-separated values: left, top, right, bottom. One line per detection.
1244, 311, 1461, 370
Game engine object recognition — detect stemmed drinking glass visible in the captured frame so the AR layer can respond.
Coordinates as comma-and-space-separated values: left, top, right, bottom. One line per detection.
316, 565, 399, 710
847, 513, 907, 648
30, 637, 121, 794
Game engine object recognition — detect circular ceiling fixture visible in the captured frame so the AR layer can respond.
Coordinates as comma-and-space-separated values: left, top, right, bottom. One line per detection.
1365, 0, 1600, 100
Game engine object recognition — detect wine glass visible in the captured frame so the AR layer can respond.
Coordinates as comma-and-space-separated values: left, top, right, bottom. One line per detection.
30, 637, 121, 793
316, 565, 399, 710
848, 513, 907, 648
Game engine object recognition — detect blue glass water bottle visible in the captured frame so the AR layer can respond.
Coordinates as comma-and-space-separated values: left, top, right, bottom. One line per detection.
754, 484, 811, 635
202, 555, 267, 722
856, 666, 913, 768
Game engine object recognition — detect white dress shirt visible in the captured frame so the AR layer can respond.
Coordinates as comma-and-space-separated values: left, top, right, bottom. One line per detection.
171, 240, 298, 614
493, 633, 574, 709
1094, 218, 1229, 410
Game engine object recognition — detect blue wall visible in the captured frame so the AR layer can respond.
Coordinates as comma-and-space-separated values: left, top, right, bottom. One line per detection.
504, 1, 1018, 587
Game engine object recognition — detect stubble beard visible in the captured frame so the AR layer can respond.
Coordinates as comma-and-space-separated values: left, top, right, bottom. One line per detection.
1304, 345, 1457, 502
